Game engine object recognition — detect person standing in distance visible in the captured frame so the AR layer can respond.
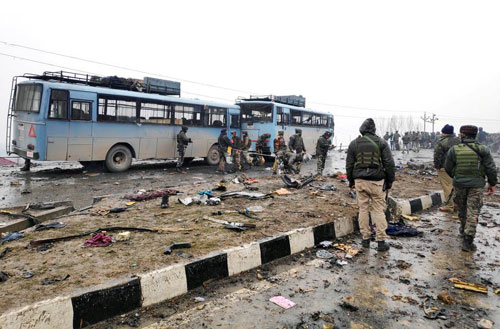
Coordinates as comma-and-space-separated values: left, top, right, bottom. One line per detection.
176, 126, 192, 172
272, 130, 287, 174
240, 131, 252, 170
444, 125, 497, 251
216, 129, 232, 174
288, 128, 306, 174
433, 124, 460, 212
346, 118, 395, 251
316, 131, 334, 176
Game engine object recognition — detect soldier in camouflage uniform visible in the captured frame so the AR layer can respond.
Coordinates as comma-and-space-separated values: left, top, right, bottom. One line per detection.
272, 130, 287, 174
445, 125, 497, 251
433, 124, 460, 212
288, 128, 306, 174
240, 131, 252, 170
316, 131, 334, 175
231, 131, 242, 171
176, 126, 192, 172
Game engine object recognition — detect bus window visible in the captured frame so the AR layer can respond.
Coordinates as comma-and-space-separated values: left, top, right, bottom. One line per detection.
291, 110, 302, 125
140, 102, 171, 124
276, 107, 289, 126
230, 114, 240, 128
240, 104, 272, 123
14, 84, 42, 113
71, 101, 91, 121
328, 116, 334, 128
48, 90, 69, 119
302, 112, 313, 125
98, 97, 137, 122
174, 104, 202, 126
205, 107, 227, 127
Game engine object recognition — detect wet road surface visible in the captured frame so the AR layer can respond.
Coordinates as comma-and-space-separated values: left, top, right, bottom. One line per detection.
0, 150, 436, 209
91, 206, 500, 329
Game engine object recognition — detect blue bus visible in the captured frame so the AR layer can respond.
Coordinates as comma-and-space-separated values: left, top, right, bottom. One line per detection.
6, 72, 240, 172
237, 95, 334, 154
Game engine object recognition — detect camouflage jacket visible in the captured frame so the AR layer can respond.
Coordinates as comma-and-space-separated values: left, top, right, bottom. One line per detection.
316, 135, 332, 155
433, 134, 460, 169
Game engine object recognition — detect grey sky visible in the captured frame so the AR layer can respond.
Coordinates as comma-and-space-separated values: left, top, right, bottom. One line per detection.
1, 0, 500, 155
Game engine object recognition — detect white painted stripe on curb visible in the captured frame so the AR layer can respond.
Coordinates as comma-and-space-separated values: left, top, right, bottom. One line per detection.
226, 242, 262, 276
335, 217, 354, 238
421, 195, 433, 209
0, 297, 73, 329
288, 227, 315, 254
139, 263, 188, 307
399, 200, 412, 215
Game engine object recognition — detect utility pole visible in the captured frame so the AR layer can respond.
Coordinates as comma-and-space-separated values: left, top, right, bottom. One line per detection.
421, 112, 438, 132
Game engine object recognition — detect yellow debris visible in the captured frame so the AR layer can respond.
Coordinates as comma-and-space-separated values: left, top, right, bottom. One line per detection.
125, 201, 136, 207
449, 278, 488, 294
273, 188, 291, 195
494, 289, 500, 295
402, 214, 420, 221
333, 243, 359, 256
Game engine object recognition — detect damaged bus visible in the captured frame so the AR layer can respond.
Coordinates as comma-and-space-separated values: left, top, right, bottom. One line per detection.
237, 95, 334, 155
6, 71, 240, 172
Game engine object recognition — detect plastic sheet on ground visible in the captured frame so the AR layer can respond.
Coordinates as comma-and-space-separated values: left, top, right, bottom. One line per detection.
219, 191, 272, 200
270, 296, 296, 309
124, 189, 178, 201
1, 232, 24, 244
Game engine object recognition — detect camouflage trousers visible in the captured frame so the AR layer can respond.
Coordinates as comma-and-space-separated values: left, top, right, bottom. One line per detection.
232, 150, 241, 171
454, 187, 483, 237
176, 147, 185, 168
316, 152, 327, 175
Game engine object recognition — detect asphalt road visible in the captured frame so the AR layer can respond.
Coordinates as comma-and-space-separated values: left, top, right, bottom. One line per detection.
91, 206, 500, 329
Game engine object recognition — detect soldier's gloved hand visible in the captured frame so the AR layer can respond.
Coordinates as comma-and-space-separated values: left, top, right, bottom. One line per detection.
487, 186, 495, 195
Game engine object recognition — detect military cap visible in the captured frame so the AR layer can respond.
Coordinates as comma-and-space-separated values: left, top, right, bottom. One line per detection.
459, 125, 478, 136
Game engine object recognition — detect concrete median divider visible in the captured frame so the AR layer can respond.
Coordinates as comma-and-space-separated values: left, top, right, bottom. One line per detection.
0, 191, 444, 329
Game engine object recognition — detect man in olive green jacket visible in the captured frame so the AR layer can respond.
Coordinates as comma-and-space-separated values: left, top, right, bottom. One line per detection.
445, 125, 497, 251
433, 124, 460, 212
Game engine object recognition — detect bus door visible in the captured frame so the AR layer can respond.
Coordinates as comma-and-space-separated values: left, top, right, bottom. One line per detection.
68, 91, 95, 161
46, 89, 70, 160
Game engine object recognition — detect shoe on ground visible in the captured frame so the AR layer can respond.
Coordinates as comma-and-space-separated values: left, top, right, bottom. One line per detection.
377, 241, 390, 252
462, 236, 476, 252
362, 239, 370, 248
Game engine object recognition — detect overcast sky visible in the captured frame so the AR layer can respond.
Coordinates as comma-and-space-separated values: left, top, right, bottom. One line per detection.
1, 0, 500, 155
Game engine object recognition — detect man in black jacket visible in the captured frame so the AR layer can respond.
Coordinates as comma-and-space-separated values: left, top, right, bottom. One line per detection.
316, 131, 334, 175
346, 118, 395, 251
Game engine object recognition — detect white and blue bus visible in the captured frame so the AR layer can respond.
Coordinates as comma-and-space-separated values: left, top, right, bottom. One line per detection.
6, 72, 240, 172
237, 95, 334, 154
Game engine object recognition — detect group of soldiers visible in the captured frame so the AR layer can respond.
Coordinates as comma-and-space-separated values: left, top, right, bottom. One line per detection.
348, 119, 497, 252
176, 126, 334, 176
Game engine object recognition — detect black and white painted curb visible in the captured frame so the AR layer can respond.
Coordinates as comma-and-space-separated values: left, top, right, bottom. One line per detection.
388, 190, 445, 216
0, 191, 443, 329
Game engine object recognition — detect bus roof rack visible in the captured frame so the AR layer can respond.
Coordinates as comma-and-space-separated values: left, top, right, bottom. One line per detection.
23, 71, 181, 96
237, 95, 306, 108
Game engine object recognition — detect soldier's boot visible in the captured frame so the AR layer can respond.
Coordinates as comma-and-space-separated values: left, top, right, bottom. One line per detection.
20, 162, 30, 171
377, 241, 390, 252
462, 235, 476, 252
362, 239, 370, 248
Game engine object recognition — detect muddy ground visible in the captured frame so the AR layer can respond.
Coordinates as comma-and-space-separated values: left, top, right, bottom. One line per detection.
0, 149, 496, 314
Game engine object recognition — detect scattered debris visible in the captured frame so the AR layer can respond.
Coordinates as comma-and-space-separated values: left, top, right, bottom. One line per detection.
401, 214, 420, 221
219, 191, 272, 200
386, 224, 422, 237
270, 296, 296, 309
115, 231, 131, 242
22, 271, 34, 279
449, 278, 488, 294
203, 216, 256, 232
319, 241, 333, 248
333, 243, 358, 256
394, 260, 413, 270
207, 197, 221, 206
160, 195, 169, 209
194, 296, 205, 303
83, 233, 113, 247
124, 189, 178, 202
1, 232, 24, 244
423, 297, 447, 320
477, 319, 494, 329
339, 296, 358, 311
320, 184, 337, 191
41, 274, 70, 285
316, 249, 334, 259
0, 247, 12, 259
178, 197, 194, 206
273, 188, 292, 195
24, 202, 56, 211
164, 242, 192, 255
281, 174, 315, 189
34, 222, 66, 231
109, 207, 127, 213
437, 291, 455, 304
349, 191, 356, 199
0, 271, 10, 282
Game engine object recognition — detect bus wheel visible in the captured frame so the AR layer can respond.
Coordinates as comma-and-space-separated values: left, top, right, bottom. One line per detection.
205, 145, 220, 166
105, 145, 132, 172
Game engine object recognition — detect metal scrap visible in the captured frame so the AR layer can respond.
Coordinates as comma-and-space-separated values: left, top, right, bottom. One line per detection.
219, 191, 272, 200
449, 278, 488, 294
281, 174, 315, 189
164, 242, 192, 255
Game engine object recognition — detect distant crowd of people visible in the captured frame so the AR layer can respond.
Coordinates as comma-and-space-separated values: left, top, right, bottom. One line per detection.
381, 127, 491, 154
